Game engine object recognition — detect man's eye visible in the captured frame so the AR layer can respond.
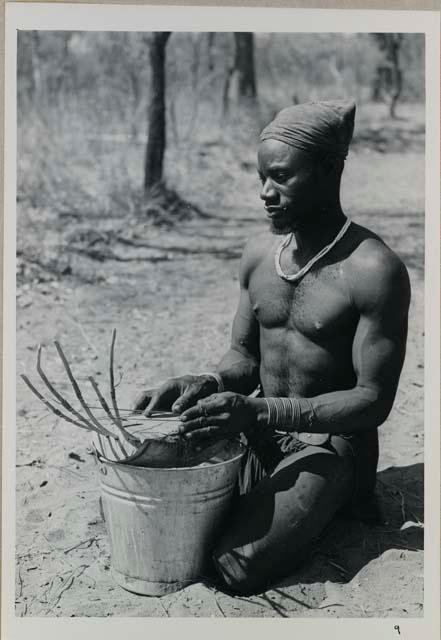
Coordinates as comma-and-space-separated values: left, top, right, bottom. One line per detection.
274, 173, 288, 182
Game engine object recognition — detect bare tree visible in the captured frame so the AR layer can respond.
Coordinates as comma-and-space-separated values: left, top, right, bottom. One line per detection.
371, 34, 403, 118
144, 32, 171, 191
223, 33, 257, 113
233, 33, 257, 101
207, 32, 215, 72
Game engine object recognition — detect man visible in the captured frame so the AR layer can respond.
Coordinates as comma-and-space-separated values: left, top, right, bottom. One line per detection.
134, 100, 410, 595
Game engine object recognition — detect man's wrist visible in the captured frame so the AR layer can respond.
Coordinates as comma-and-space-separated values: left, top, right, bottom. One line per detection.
200, 372, 224, 393
250, 397, 271, 430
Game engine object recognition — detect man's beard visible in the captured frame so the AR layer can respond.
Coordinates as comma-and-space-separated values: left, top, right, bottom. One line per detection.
268, 215, 297, 236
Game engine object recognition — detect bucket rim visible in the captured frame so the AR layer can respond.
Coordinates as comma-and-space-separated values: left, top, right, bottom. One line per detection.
97, 440, 246, 472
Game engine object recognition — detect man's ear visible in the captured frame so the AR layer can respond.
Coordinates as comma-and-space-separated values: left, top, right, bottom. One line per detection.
320, 155, 344, 179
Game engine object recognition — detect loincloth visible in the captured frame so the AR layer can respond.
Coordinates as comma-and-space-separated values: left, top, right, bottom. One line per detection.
242, 425, 379, 507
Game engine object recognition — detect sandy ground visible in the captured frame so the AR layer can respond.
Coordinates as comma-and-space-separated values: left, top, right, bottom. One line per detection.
15, 112, 424, 617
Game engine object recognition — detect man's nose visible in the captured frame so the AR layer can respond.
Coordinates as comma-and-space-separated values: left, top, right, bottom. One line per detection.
260, 178, 277, 202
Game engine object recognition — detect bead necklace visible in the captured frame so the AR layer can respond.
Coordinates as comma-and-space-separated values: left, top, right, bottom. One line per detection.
275, 217, 351, 283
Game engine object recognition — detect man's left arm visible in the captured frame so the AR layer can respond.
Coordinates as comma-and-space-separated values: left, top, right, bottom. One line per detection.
288, 249, 411, 435
179, 247, 411, 440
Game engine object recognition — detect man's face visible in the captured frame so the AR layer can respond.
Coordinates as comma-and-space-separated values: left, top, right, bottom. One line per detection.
257, 139, 321, 235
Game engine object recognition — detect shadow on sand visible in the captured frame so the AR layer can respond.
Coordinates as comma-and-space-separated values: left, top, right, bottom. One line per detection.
277, 462, 423, 589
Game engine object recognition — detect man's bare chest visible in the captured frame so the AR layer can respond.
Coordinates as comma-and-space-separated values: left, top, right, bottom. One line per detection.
248, 256, 357, 341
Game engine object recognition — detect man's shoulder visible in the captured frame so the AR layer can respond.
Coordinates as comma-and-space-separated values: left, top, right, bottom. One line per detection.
346, 223, 411, 310
239, 231, 275, 286
348, 223, 406, 277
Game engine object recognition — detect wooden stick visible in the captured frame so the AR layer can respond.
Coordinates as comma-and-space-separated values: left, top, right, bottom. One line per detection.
63, 536, 101, 554
20, 374, 106, 436
36, 345, 104, 435
109, 329, 124, 432
88, 376, 140, 446
87, 406, 180, 420
54, 341, 115, 439
106, 433, 129, 461
120, 423, 144, 428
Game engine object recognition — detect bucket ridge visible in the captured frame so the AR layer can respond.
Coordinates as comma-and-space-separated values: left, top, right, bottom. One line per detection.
100, 482, 237, 506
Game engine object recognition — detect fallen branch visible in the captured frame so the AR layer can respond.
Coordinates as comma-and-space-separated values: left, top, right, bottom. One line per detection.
49, 565, 88, 610
212, 593, 226, 617
17, 566, 23, 598
377, 479, 423, 504
378, 480, 422, 524
70, 246, 170, 263
63, 537, 102, 554
271, 587, 344, 611
156, 597, 171, 617
258, 593, 288, 617
116, 236, 243, 257
16, 458, 43, 468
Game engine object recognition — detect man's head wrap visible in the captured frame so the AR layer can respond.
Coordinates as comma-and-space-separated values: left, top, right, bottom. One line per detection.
260, 100, 356, 160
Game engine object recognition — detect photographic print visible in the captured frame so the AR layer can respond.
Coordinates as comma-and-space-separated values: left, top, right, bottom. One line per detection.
3, 4, 440, 637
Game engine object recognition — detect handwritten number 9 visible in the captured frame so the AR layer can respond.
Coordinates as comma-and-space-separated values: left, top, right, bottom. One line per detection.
394, 625, 400, 636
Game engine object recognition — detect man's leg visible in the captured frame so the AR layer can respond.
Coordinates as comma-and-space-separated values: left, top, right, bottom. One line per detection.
212, 436, 354, 595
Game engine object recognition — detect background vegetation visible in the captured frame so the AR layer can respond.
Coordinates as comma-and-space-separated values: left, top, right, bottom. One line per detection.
17, 32, 424, 233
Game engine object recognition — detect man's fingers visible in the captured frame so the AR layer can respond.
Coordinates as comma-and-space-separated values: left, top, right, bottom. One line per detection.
179, 403, 203, 422
180, 395, 224, 421
142, 378, 224, 416
132, 392, 149, 412
183, 425, 226, 442
145, 384, 178, 415
132, 389, 156, 412
172, 386, 205, 413
179, 413, 229, 434
144, 391, 162, 415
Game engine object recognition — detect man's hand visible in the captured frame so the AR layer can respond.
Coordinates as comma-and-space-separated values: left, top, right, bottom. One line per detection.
178, 392, 265, 441
132, 375, 219, 415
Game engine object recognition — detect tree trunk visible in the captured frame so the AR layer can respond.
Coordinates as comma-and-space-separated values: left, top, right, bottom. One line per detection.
29, 31, 42, 99
144, 32, 171, 191
389, 35, 403, 119
207, 32, 215, 72
233, 33, 257, 101
370, 34, 403, 119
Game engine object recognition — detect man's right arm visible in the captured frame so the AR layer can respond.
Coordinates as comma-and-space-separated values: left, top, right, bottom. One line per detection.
216, 284, 260, 396
209, 236, 262, 395
134, 236, 262, 414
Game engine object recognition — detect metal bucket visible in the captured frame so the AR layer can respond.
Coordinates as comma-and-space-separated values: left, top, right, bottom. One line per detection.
98, 441, 244, 596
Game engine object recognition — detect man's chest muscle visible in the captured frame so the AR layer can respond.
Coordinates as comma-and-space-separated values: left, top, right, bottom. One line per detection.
248, 259, 356, 340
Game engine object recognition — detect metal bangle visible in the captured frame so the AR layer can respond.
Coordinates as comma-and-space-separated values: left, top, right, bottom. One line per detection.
265, 397, 301, 429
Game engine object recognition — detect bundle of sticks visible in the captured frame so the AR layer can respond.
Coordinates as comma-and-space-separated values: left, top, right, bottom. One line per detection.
20, 330, 227, 467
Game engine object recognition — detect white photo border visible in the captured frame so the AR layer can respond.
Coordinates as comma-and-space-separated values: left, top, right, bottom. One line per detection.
3, 4, 440, 639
